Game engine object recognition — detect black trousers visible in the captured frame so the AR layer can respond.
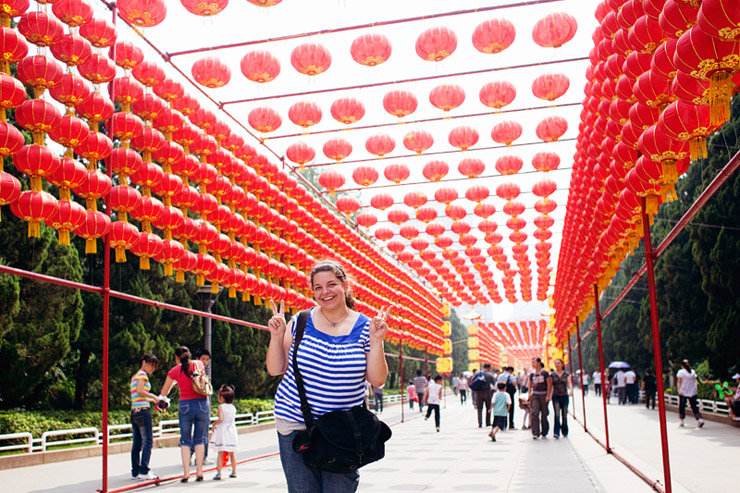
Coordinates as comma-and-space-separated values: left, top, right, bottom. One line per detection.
679, 395, 702, 420
507, 389, 516, 427
475, 389, 492, 426
425, 404, 440, 428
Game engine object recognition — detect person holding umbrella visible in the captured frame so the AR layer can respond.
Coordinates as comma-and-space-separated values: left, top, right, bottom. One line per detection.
609, 362, 630, 405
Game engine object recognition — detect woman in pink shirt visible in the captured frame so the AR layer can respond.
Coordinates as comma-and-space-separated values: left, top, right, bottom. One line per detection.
159, 346, 209, 482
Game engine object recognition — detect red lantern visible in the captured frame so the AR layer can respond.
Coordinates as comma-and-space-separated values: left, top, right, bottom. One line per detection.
698, 0, 740, 42
375, 226, 394, 241
350, 33, 391, 66
383, 90, 417, 118
0, 171, 21, 222
0, 0, 29, 19
248, 107, 282, 133
78, 53, 116, 84
286, 142, 315, 166
532, 152, 560, 172
448, 126, 479, 151
181, 0, 228, 16
49, 115, 90, 150
17, 55, 63, 98
74, 170, 112, 211
532, 178, 557, 198
109, 221, 140, 263
336, 196, 361, 215
415, 26, 457, 62
384, 163, 410, 184
130, 231, 163, 270
532, 12, 578, 48
52, 0, 94, 28
496, 182, 520, 201
479, 81, 516, 108
531, 73, 570, 101
240, 50, 280, 83
49, 73, 91, 110
109, 147, 143, 184
365, 133, 395, 157
465, 185, 489, 203
352, 166, 379, 187
17, 12, 63, 48
191, 57, 231, 88
50, 33, 92, 67
387, 209, 410, 225
356, 211, 377, 228
12, 144, 60, 191
659, 100, 714, 160
535, 116, 568, 142
370, 192, 393, 210
490, 120, 522, 146
45, 199, 86, 245
434, 187, 458, 205
288, 101, 322, 128
322, 137, 352, 162
495, 155, 523, 175
132, 60, 166, 88
109, 184, 141, 223
422, 160, 448, 181
458, 158, 485, 178
472, 18, 516, 54
110, 40, 144, 70
10, 190, 58, 238
403, 190, 427, 209
429, 84, 465, 112
117, 0, 167, 27
416, 206, 437, 223
246, 0, 283, 6
330, 98, 365, 124
291, 43, 332, 76
318, 169, 344, 196
79, 17, 116, 48
403, 129, 433, 154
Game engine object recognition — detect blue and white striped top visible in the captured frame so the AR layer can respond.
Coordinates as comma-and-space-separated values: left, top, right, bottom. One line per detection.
274, 307, 371, 424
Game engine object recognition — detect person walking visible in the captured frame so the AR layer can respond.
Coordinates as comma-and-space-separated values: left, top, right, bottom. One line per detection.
615, 369, 627, 405
643, 369, 657, 410
457, 373, 468, 405
130, 354, 160, 481
593, 369, 602, 396
211, 385, 238, 480
582, 371, 589, 396
488, 382, 512, 442
159, 347, 210, 482
528, 357, 552, 439
407, 380, 417, 410
604, 368, 612, 404
373, 384, 384, 414
266, 260, 390, 493
191, 348, 213, 466
625, 367, 637, 404
414, 369, 428, 413
423, 375, 444, 432
550, 358, 573, 439
451, 375, 459, 397
471, 363, 496, 428
497, 366, 517, 429
677, 359, 705, 428
469, 369, 479, 408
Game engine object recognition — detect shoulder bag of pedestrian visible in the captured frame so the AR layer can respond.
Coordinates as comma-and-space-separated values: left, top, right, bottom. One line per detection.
506, 373, 517, 394
191, 362, 213, 396
470, 371, 488, 391
291, 311, 392, 473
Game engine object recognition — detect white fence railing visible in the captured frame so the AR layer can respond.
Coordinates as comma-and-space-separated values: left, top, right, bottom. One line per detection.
663, 394, 731, 416
0, 410, 275, 456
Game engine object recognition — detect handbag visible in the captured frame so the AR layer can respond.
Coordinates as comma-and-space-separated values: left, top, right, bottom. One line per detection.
291, 310, 392, 473
191, 364, 213, 396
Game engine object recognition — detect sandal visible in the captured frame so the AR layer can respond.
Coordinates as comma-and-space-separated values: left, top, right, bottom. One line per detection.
213, 473, 222, 480
229, 472, 237, 478
196, 475, 204, 482
180, 477, 189, 483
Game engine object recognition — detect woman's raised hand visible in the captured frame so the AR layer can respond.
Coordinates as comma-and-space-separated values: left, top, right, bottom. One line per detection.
268, 299, 287, 338
369, 306, 391, 342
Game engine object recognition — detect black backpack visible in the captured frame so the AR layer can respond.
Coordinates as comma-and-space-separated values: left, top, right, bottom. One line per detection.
505, 374, 517, 394
469, 372, 488, 391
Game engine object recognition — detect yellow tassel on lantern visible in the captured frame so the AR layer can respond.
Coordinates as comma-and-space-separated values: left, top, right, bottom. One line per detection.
86, 198, 98, 211
176, 269, 185, 282
241, 291, 250, 302
329, 190, 336, 197
662, 160, 678, 184
709, 71, 732, 126
228, 287, 236, 298
646, 194, 660, 217
211, 282, 219, 294
115, 247, 127, 263
689, 137, 708, 161
142, 221, 151, 233
30, 176, 42, 191
59, 188, 71, 201
662, 184, 678, 202
86, 238, 97, 254
58, 230, 70, 246
254, 295, 262, 306
164, 262, 173, 276
140, 256, 150, 270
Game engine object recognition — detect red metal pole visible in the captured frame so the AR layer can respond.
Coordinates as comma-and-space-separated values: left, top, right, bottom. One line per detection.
641, 198, 673, 493
399, 343, 404, 423
567, 340, 575, 419
576, 317, 587, 432
594, 283, 611, 453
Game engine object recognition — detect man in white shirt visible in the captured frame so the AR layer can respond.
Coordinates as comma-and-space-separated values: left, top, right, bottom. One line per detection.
624, 368, 637, 404
615, 369, 627, 405
592, 370, 602, 396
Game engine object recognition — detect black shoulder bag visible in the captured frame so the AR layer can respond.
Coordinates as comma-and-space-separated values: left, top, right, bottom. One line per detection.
291, 310, 392, 473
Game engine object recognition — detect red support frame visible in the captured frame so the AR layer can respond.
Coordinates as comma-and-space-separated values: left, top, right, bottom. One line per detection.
594, 283, 611, 453
575, 317, 587, 432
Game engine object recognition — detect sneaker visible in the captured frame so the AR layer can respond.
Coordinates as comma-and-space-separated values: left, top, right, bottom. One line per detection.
204, 458, 215, 465
492, 435, 497, 442
424, 416, 428, 421
732, 416, 740, 421
131, 475, 139, 481
532, 435, 539, 440
678, 421, 685, 428
698, 420, 705, 428
554, 434, 560, 439
436, 427, 440, 432
137, 471, 158, 481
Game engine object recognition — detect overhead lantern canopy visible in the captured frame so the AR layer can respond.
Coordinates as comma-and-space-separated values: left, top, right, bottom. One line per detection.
472, 18, 516, 54
350, 33, 392, 66
117, 0, 167, 27
532, 12, 578, 48
415, 26, 457, 62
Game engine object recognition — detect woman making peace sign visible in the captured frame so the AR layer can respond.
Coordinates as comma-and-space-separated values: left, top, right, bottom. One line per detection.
266, 260, 391, 493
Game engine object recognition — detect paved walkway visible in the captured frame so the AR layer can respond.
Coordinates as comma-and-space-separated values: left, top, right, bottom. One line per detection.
569, 390, 740, 493
2, 394, 658, 493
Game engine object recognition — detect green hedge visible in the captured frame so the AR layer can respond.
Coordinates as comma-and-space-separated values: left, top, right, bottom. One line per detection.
0, 398, 274, 438
664, 381, 717, 401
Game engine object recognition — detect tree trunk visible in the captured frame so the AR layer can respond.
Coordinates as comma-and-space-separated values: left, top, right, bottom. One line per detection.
74, 348, 91, 411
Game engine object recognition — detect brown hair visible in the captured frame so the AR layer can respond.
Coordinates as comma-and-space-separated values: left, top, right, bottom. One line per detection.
310, 260, 355, 309
175, 346, 192, 377
219, 384, 235, 403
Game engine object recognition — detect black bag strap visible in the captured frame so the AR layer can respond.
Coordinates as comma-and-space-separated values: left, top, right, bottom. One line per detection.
292, 310, 314, 427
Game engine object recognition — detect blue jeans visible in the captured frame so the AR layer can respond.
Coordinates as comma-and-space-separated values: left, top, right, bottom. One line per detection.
179, 398, 209, 448
552, 395, 569, 437
277, 430, 359, 493
191, 400, 211, 459
131, 408, 153, 477
374, 394, 383, 412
